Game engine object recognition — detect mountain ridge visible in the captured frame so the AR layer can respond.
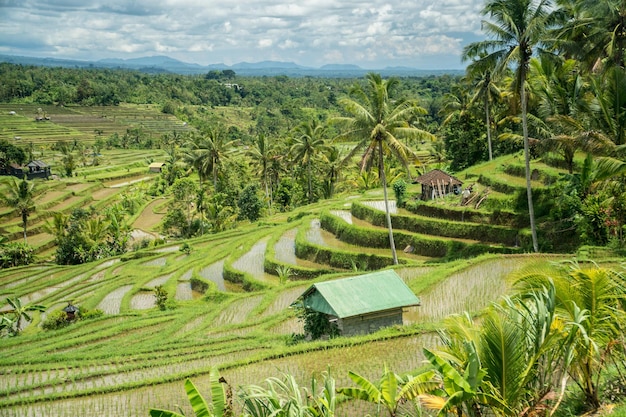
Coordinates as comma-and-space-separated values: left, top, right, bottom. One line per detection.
0, 53, 464, 77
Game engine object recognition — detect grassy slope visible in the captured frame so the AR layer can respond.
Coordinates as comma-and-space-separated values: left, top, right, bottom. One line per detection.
0, 105, 615, 416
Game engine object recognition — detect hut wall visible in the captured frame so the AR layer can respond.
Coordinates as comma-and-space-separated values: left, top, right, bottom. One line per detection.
338, 309, 403, 336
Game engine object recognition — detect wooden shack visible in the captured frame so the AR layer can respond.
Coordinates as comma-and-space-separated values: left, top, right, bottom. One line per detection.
148, 162, 166, 173
295, 270, 420, 337
414, 169, 463, 200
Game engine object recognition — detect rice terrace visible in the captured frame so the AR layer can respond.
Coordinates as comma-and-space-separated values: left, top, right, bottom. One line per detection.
2, 34, 626, 417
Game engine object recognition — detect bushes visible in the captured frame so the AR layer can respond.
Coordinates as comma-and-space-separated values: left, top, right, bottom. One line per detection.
319, 209, 520, 260
42, 306, 104, 330
353, 202, 519, 246
0, 242, 35, 268
404, 199, 524, 228
294, 225, 400, 270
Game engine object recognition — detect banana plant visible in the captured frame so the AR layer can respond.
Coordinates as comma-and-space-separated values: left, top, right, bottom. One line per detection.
337, 365, 438, 417
150, 367, 229, 417
4, 297, 46, 336
420, 342, 510, 416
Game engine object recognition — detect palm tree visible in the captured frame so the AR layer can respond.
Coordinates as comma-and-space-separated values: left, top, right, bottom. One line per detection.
184, 125, 236, 188
334, 73, 434, 264
290, 119, 331, 203
554, 0, 626, 72
514, 262, 626, 411
247, 133, 275, 209
467, 65, 502, 161
463, 0, 554, 253
2, 177, 37, 242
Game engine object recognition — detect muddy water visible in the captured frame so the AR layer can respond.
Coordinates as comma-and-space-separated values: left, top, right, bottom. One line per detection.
97, 285, 133, 315
198, 260, 226, 291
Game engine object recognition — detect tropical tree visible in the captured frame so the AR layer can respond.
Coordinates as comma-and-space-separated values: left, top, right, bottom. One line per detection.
184, 125, 237, 188
1, 177, 37, 242
150, 367, 230, 417
3, 297, 46, 336
337, 366, 437, 417
463, 0, 555, 253
290, 119, 331, 203
334, 73, 435, 264
247, 133, 275, 209
426, 284, 574, 416
514, 262, 626, 411
238, 370, 338, 417
554, 0, 626, 72
467, 65, 502, 161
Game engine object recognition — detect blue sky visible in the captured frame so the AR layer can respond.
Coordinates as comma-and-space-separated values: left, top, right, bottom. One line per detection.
0, 0, 487, 70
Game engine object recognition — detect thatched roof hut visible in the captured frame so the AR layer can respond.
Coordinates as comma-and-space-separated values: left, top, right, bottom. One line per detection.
414, 169, 463, 200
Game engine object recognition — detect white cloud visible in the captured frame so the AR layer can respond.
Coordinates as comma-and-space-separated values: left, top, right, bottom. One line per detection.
0, 0, 486, 69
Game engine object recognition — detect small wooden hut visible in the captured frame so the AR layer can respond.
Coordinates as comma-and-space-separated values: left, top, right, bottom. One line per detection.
148, 162, 166, 173
294, 270, 420, 337
26, 160, 50, 179
414, 169, 463, 200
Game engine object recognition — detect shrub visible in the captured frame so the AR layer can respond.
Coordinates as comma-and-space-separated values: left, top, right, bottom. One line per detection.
0, 242, 35, 268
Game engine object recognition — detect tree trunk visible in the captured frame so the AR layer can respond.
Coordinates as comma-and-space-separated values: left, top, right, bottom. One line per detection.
307, 159, 313, 203
379, 140, 398, 265
485, 95, 493, 161
520, 66, 539, 252
22, 212, 27, 242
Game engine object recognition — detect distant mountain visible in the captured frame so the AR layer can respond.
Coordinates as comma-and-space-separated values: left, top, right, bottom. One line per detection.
232, 61, 307, 69
0, 53, 463, 77
320, 64, 362, 70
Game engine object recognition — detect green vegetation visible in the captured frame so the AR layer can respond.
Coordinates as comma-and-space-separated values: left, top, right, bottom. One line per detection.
1, 0, 626, 414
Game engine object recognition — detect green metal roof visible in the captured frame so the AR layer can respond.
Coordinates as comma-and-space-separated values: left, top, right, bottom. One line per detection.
299, 270, 420, 319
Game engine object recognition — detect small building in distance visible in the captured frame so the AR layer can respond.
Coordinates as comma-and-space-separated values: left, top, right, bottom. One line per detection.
26, 160, 51, 179
148, 162, 166, 173
414, 169, 463, 200
294, 269, 420, 337
0, 160, 50, 179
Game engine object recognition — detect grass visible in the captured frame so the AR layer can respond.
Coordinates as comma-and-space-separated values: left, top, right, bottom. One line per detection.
0, 106, 608, 416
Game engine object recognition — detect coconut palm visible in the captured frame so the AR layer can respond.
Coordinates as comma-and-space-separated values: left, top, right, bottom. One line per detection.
290, 119, 331, 203
334, 73, 435, 264
514, 262, 626, 411
463, 0, 555, 253
467, 65, 502, 161
428, 285, 572, 416
247, 133, 275, 209
554, 0, 626, 72
1, 177, 37, 242
184, 125, 236, 188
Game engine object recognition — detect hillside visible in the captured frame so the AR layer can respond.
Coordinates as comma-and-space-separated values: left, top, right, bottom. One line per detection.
1, 101, 623, 416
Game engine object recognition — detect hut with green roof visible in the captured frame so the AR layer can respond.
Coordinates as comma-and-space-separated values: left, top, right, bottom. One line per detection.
295, 269, 420, 337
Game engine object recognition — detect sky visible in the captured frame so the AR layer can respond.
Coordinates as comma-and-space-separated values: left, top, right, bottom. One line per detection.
0, 0, 488, 70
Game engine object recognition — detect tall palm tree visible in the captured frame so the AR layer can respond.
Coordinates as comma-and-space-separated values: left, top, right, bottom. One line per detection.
463, 0, 554, 253
184, 125, 236, 188
247, 133, 275, 209
467, 65, 502, 161
554, 0, 626, 72
528, 57, 606, 173
290, 119, 331, 203
2, 177, 37, 242
334, 73, 434, 264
